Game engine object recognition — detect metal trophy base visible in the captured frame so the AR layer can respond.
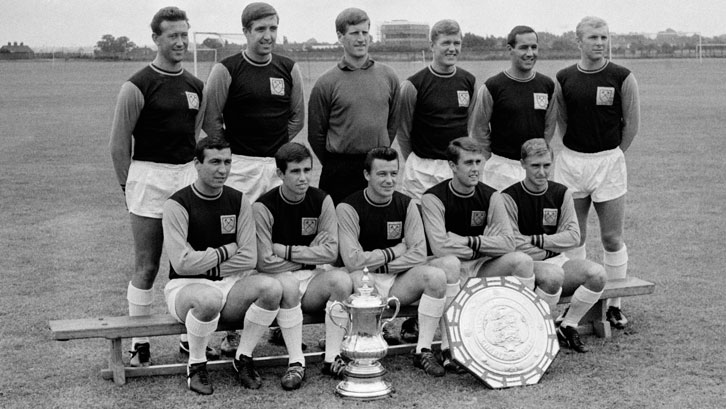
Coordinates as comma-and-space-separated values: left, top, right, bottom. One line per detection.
335, 362, 394, 400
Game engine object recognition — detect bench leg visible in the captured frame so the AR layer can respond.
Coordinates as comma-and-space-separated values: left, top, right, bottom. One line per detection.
581, 300, 612, 338
109, 338, 126, 385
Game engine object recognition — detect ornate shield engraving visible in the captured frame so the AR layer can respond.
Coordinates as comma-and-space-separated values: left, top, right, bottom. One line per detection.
444, 276, 558, 388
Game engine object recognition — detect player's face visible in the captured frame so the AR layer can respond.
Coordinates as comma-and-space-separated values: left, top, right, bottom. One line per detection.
243, 15, 278, 60
578, 24, 609, 63
278, 158, 312, 200
431, 33, 462, 70
521, 153, 552, 192
450, 150, 484, 189
153, 20, 189, 65
509, 32, 538, 73
364, 158, 398, 202
338, 21, 370, 61
196, 148, 232, 191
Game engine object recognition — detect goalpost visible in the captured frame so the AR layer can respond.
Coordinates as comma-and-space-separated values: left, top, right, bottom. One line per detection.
191, 31, 246, 80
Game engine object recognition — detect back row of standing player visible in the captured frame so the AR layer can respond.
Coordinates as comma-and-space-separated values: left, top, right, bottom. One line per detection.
109, 3, 639, 395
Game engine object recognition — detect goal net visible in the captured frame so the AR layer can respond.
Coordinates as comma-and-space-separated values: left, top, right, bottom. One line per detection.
191, 31, 246, 81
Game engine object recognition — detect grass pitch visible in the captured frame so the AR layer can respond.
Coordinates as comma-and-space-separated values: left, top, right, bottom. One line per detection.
0, 57, 724, 408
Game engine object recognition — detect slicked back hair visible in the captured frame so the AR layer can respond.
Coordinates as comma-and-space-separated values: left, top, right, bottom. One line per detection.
364, 147, 398, 172
507, 25, 537, 48
150, 7, 189, 35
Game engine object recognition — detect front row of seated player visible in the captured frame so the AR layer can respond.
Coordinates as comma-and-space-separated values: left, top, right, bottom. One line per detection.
162, 135, 607, 395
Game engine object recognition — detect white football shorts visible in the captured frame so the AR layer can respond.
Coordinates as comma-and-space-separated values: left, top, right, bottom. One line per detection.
226, 154, 281, 203
164, 270, 254, 322
482, 153, 525, 191
553, 146, 627, 203
399, 152, 452, 203
125, 160, 196, 219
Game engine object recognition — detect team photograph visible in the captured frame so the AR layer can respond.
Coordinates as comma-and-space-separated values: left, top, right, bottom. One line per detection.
1, 1, 724, 408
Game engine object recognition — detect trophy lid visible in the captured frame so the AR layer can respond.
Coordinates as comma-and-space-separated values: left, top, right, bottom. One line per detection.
347, 267, 387, 308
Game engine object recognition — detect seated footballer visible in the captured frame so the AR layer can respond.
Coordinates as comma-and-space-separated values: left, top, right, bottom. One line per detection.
161, 135, 285, 395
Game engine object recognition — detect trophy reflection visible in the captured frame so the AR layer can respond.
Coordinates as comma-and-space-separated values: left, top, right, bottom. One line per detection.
329, 267, 400, 400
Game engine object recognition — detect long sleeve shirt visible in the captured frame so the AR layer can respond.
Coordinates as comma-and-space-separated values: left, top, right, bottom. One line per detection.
253, 187, 338, 273
469, 71, 556, 160
307, 58, 399, 164
337, 190, 426, 275
202, 52, 304, 157
162, 185, 256, 279
500, 181, 580, 260
422, 181, 515, 260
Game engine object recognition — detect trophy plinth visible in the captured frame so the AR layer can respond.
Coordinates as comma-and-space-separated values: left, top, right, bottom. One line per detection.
329, 267, 400, 400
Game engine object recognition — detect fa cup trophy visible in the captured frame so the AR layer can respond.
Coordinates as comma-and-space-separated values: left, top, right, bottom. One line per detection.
328, 267, 400, 400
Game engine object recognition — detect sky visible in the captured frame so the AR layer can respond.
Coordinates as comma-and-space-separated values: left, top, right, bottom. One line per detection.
2, 0, 724, 50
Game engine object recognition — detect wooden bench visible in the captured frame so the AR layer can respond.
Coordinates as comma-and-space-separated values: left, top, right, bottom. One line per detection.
49, 276, 654, 385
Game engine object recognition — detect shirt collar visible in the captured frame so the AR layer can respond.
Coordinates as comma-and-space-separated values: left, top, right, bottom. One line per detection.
337, 56, 375, 71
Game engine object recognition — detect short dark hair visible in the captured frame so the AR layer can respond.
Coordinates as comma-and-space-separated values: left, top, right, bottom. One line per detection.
150, 7, 189, 36
507, 25, 537, 48
275, 142, 312, 173
430, 19, 461, 42
335, 8, 369, 35
446, 137, 484, 163
364, 147, 398, 172
242, 2, 278, 30
195, 136, 230, 162
520, 138, 553, 161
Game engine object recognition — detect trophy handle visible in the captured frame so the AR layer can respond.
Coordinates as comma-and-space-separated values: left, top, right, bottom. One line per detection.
380, 296, 400, 332
327, 301, 349, 336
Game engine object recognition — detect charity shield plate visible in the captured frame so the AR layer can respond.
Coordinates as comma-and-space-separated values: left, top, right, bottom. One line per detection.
444, 276, 559, 388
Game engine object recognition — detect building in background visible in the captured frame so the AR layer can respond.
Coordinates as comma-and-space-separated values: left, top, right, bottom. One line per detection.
0, 42, 34, 59
379, 20, 429, 49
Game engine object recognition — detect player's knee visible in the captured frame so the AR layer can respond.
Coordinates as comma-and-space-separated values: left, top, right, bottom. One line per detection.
584, 263, 607, 291
276, 275, 301, 306
258, 277, 284, 306
432, 256, 461, 283
421, 267, 447, 292
190, 288, 224, 319
511, 252, 534, 277
600, 232, 623, 252
537, 268, 564, 293
327, 269, 353, 296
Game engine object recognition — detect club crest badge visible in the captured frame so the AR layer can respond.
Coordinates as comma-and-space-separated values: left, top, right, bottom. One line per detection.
533, 93, 548, 110
301, 217, 318, 236
387, 221, 402, 240
185, 92, 200, 110
220, 215, 236, 234
270, 78, 285, 96
471, 211, 486, 227
596, 87, 615, 106
457, 90, 470, 107
542, 209, 558, 226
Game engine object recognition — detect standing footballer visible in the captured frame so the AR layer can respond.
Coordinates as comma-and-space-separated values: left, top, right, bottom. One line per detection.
202, 2, 305, 355
397, 19, 477, 203
203, 2, 305, 203
109, 6, 206, 366
469, 25, 557, 191
553, 16, 640, 330
308, 7, 400, 204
